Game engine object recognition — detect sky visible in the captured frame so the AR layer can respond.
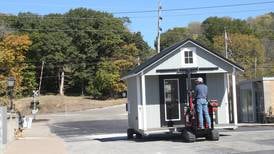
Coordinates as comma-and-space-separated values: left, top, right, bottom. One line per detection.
0, 0, 273, 48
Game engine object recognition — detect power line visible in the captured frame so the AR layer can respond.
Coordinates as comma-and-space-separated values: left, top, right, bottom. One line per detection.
0, 1, 273, 19
4, 27, 131, 33
0, 9, 272, 21
14, 58, 133, 66
0, 14, 125, 21
161, 8, 273, 18
5, 26, 274, 33
111, 1, 274, 14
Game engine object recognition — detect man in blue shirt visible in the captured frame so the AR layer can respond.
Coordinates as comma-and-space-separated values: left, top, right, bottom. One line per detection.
195, 77, 211, 129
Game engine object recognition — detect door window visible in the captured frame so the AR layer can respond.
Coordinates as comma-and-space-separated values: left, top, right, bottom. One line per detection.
164, 79, 181, 121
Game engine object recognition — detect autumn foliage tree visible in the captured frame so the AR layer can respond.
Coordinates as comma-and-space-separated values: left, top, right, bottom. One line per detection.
0, 34, 36, 96
213, 33, 265, 79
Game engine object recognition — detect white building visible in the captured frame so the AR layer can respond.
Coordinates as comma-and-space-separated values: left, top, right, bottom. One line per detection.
122, 39, 244, 136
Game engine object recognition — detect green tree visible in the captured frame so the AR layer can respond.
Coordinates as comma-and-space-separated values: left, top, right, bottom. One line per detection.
158, 27, 191, 50
158, 26, 212, 50
29, 32, 75, 95
1, 8, 153, 98
202, 17, 252, 42
87, 43, 140, 99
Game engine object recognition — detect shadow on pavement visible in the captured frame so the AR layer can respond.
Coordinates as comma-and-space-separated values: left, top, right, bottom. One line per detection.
33, 119, 50, 123
50, 119, 128, 139
50, 119, 230, 143
95, 133, 229, 143
96, 134, 185, 142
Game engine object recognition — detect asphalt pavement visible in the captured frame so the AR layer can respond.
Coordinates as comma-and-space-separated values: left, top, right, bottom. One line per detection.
5, 105, 274, 154
38, 104, 274, 154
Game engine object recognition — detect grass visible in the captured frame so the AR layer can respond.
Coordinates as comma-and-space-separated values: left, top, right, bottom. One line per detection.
14, 95, 127, 115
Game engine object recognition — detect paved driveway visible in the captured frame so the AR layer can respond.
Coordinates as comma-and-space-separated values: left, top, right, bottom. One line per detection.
41, 105, 274, 154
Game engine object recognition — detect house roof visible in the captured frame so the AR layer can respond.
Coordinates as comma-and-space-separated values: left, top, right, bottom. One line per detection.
122, 38, 244, 80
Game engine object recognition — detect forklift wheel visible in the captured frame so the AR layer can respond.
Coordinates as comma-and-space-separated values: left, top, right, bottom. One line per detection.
206, 129, 219, 141
182, 130, 196, 142
127, 129, 134, 139
135, 133, 143, 139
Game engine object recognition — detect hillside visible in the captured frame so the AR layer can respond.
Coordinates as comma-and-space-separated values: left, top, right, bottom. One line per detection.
14, 95, 126, 115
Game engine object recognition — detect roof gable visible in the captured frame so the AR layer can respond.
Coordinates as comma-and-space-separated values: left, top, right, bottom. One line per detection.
122, 38, 244, 80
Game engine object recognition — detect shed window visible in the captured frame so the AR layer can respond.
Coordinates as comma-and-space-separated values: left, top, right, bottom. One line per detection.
184, 51, 193, 64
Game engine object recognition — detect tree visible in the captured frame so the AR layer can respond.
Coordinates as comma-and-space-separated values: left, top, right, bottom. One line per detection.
158, 26, 212, 50
202, 17, 252, 42
248, 13, 274, 39
128, 32, 154, 62
0, 34, 34, 95
248, 13, 274, 69
28, 32, 75, 95
158, 27, 191, 50
1, 8, 153, 98
188, 22, 203, 36
63, 8, 152, 97
213, 33, 265, 79
87, 43, 139, 99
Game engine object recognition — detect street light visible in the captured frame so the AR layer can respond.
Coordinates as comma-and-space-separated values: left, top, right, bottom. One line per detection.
7, 77, 15, 111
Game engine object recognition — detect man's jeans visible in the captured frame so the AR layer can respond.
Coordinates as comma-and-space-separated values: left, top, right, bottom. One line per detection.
196, 98, 211, 129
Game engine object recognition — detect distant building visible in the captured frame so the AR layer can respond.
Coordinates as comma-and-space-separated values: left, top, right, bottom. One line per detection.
238, 77, 274, 123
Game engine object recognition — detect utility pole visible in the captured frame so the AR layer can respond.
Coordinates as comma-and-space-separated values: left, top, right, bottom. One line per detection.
224, 28, 228, 58
224, 28, 232, 122
157, 0, 162, 53
38, 61, 45, 95
254, 57, 257, 78
59, 70, 65, 96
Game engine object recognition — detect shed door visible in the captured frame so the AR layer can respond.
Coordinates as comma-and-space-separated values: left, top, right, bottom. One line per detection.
160, 76, 186, 127
164, 79, 180, 121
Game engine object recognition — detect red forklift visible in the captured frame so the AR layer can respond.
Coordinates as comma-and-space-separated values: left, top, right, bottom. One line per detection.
182, 69, 219, 142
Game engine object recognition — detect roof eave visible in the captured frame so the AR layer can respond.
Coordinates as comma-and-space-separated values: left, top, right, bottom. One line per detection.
121, 73, 139, 80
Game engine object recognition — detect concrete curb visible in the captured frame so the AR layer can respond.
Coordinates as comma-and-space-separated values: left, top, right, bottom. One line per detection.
237, 123, 274, 127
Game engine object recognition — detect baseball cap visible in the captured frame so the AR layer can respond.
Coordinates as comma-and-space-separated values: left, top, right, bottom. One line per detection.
196, 77, 203, 83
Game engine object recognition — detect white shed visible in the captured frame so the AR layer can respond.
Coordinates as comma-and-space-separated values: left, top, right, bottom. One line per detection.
122, 39, 244, 136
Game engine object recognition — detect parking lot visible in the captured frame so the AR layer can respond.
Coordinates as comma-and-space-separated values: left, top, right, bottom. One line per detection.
37, 105, 274, 154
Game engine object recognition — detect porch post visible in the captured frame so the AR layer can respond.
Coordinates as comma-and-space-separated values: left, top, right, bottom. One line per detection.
141, 74, 147, 130
223, 73, 230, 124
232, 67, 238, 125
136, 76, 143, 129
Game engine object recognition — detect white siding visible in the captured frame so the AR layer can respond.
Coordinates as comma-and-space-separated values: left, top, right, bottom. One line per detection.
207, 73, 229, 124
127, 77, 139, 129
144, 42, 233, 76
145, 76, 161, 129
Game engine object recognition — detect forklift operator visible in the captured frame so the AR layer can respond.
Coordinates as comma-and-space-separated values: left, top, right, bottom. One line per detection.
195, 77, 211, 129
